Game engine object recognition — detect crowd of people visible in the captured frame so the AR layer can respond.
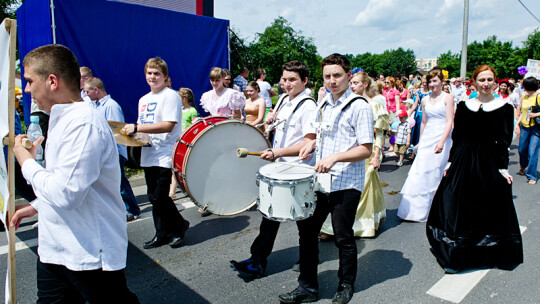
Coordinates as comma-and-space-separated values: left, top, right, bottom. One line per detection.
7, 42, 537, 303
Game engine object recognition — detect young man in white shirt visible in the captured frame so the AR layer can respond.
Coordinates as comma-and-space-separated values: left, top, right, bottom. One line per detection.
12, 44, 138, 303
280, 54, 373, 304
123, 58, 189, 249
230, 60, 317, 278
84, 77, 142, 221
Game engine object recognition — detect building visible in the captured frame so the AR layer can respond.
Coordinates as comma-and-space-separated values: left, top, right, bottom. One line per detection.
416, 58, 438, 71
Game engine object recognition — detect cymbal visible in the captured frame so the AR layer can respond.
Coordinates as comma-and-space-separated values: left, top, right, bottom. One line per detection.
108, 121, 151, 147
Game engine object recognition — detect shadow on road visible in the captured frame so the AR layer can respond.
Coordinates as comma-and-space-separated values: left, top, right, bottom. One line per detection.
125, 242, 211, 304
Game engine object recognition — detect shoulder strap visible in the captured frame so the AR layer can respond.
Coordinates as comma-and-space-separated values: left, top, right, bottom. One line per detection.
292, 97, 317, 114
274, 94, 289, 112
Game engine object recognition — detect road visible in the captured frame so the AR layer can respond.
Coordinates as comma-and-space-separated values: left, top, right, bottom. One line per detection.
1, 141, 539, 304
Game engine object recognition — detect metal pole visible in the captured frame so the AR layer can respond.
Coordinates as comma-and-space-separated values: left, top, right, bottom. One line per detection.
50, 0, 56, 43
460, 0, 469, 79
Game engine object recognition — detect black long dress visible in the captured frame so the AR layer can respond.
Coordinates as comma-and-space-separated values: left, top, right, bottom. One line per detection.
426, 99, 523, 272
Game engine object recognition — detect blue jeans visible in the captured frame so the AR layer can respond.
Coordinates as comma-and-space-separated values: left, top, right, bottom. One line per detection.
518, 125, 540, 182
119, 155, 141, 216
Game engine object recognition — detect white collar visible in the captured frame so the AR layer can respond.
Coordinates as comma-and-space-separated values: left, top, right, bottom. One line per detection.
465, 97, 506, 112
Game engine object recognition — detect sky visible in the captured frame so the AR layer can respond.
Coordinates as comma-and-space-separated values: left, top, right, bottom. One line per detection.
214, 0, 540, 59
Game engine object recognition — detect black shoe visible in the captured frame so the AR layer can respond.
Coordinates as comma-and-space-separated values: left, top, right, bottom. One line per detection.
169, 236, 184, 248
278, 288, 318, 303
291, 261, 300, 272
181, 220, 190, 238
230, 258, 265, 278
332, 284, 354, 304
142, 237, 168, 249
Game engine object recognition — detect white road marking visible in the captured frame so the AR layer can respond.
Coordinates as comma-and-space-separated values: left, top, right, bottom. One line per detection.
0, 238, 38, 255
427, 225, 527, 303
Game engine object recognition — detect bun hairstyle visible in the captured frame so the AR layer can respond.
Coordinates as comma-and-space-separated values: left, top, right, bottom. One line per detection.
351, 71, 374, 96
247, 80, 260, 92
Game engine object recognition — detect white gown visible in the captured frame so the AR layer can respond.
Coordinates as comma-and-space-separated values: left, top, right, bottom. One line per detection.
398, 97, 452, 222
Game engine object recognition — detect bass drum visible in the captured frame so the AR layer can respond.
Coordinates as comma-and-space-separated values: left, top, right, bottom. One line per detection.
173, 116, 270, 215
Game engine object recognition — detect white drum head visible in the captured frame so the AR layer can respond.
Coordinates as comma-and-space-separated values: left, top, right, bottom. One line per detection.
259, 163, 314, 180
184, 120, 269, 215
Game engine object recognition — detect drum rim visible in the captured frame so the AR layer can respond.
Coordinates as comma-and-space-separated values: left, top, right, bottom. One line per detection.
256, 172, 316, 185
177, 118, 271, 215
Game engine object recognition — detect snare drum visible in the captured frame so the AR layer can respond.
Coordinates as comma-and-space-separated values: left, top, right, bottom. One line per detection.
173, 116, 270, 215
256, 163, 317, 222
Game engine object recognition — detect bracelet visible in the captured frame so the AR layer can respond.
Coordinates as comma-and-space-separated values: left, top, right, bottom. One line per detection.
134, 124, 137, 133
266, 148, 275, 162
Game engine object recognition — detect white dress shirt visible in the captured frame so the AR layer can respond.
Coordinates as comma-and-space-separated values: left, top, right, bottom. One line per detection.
273, 91, 316, 165
22, 102, 127, 271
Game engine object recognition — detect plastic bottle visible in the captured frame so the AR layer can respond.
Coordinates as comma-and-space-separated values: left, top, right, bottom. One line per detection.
27, 115, 44, 166
526, 107, 531, 123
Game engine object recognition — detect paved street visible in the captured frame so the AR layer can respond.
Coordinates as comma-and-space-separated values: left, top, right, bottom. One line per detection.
1, 140, 539, 304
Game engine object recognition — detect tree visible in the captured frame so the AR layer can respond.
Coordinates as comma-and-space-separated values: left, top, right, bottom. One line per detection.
437, 51, 460, 77
1, 0, 22, 21
523, 27, 540, 60
248, 17, 320, 86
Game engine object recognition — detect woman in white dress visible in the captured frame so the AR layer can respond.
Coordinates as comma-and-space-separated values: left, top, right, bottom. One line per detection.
200, 67, 245, 119
397, 68, 454, 222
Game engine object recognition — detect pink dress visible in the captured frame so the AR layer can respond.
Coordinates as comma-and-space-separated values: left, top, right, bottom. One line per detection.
200, 88, 245, 116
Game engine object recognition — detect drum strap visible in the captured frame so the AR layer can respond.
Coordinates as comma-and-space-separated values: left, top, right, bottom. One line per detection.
271, 95, 317, 148
313, 94, 369, 160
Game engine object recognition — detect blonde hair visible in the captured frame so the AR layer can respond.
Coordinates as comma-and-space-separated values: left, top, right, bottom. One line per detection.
351, 71, 374, 96
84, 76, 105, 91
209, 67, 226, 81
178, 88, 194, 106
145, 57, 168, 77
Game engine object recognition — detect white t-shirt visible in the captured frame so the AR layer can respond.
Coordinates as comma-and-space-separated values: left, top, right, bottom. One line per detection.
137, 87, 182, 168
257, 81, 273, 108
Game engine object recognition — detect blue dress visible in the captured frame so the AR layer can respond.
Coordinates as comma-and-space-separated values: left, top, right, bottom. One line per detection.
410, 91, 431, 146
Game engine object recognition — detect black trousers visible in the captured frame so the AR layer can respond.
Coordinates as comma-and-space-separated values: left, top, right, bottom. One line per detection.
36, 260, 139, 304
250, 217, 282, 267
144, 166, 187, 240
297, 189, 361, 294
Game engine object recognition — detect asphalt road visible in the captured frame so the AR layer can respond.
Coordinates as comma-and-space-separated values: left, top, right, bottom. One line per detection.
1, 141, 539, 304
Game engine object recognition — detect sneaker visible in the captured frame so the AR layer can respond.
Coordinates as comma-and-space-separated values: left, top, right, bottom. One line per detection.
396, 161, 403, 167
230, 258, 265, 278
278, 288, 318, 303
127, 213, 141, 222
332, 284, 354, 304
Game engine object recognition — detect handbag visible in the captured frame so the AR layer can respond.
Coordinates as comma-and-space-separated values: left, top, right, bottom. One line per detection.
532, 94, 540, 125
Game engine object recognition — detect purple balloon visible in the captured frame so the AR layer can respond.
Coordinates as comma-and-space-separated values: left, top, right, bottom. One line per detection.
389, 135, 396, 146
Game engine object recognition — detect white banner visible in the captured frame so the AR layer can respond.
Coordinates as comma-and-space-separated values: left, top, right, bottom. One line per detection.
526, 59, 540, 79
0, 20, 11, 226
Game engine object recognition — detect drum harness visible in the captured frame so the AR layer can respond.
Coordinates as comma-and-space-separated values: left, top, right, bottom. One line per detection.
312, 94, 369, 191
267, 93, 317, 159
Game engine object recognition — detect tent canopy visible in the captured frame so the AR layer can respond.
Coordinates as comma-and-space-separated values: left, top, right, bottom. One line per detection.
18, 0, 229, 124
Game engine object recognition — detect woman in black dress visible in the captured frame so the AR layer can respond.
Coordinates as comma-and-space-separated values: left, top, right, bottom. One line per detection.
426, 65, 523, 273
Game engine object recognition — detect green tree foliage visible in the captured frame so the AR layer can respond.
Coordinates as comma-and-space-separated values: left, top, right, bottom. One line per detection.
1, 0, 21, 21
350, 48, 417, 78
437, 51, 461, 77
523, 27, 540, 60
248, 17, 321, 85
437, 31, 539, 79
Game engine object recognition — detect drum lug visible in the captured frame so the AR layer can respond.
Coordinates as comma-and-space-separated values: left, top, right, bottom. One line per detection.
179, 139, 192, 148
310, 182, 314, 190
304, 190, 309, 198
290, 185, 295, 196
290, 205, 296, 218
256, 179, 259, 187
268, 204, 273, 217
201, 204, 209, 212
268, 184, 273, 195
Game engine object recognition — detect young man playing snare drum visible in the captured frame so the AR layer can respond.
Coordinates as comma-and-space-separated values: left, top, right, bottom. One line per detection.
280, 54, 373, 304
123, 57, 189, 249
230, 60, 317, 278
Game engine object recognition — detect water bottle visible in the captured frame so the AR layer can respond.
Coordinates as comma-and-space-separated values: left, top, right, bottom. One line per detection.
526, 107, 531, 123
27, 116, 44, 166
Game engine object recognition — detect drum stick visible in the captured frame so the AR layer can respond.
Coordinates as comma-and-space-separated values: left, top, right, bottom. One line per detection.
22, 138, 32, 149
236, 148, 262, 158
